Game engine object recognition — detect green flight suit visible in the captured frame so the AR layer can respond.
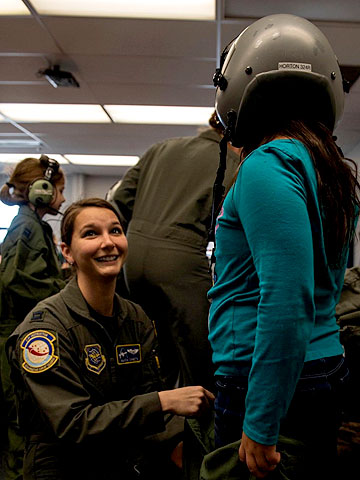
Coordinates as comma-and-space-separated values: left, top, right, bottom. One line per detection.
6, 277, 183, 480
183, 414, 311, 480
112, 129, 240, 390
335, 266, 360, 476
0, 205, 65, 479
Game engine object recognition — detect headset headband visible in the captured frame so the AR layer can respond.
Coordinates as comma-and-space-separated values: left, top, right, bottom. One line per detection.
39, 155, 59, 181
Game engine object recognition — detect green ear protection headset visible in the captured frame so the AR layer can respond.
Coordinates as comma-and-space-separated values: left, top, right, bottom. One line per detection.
28, 155, 60, 207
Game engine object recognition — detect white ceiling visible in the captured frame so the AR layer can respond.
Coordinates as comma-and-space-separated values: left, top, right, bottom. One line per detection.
1, 0, 360, 177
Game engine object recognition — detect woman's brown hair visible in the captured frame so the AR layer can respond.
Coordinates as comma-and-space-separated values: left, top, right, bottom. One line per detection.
0, 156, 64, 206
209, 110, 225, 136
61, 198, 123, 246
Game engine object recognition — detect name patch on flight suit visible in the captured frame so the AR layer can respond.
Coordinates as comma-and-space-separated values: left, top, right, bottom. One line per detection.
21, 330, 59, 373
84, 344, 106, 374
116, 344, 141, 365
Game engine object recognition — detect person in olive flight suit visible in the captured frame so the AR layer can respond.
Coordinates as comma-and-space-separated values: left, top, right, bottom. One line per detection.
6, 198, 214, 480
0, 155, 66, 479
335, 266, 360, 476
111, 111, 241, 390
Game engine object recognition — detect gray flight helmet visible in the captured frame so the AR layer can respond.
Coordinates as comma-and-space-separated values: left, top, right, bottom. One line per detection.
214, 14, 345, 147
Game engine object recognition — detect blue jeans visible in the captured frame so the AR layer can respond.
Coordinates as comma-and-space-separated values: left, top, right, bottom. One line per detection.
214, 355, 349, 479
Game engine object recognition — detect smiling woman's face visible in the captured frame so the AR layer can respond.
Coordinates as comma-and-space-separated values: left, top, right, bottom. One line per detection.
61, 206, 128, 282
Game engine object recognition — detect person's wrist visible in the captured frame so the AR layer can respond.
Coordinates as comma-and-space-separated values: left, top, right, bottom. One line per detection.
158, 391, 170, 412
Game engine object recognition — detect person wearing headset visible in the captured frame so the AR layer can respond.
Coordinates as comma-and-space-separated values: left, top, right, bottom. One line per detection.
0, 155, 66, 480
207, 14, 360, 479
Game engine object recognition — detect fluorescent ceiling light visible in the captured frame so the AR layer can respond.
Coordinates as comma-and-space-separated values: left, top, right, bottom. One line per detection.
0, 104, 111, 123
104, 105, 214, 125
64, 155, 139, 166
0, 0, 31, 15
0, 154, 69, 164
31, 0, 215, 20
0, 140, 41, 147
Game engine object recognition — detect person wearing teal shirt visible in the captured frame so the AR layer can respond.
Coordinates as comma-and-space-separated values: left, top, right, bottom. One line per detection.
208, 14, 360, 479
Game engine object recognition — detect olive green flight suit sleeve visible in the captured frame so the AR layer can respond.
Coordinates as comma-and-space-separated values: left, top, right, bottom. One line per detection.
3, 238, 64, 297
0, 223, 65, 329
1, 250, 65, 328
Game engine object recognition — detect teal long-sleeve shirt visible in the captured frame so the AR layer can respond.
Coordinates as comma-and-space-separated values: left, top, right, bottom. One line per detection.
208, 139, 345, 445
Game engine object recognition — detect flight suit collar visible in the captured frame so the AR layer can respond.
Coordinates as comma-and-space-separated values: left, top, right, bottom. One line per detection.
59, 276, 123, 324
16, 204, 53, 235
198, 128, 222, 143
18, 204, 43, 223
198, 128, 240, 163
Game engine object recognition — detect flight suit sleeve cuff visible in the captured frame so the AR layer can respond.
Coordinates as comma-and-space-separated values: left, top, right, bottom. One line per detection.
140, 391, 167, 436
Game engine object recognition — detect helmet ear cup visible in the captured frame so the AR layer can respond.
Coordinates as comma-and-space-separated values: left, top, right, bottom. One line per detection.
28, 178, 54, 206
27, 155, 59, 207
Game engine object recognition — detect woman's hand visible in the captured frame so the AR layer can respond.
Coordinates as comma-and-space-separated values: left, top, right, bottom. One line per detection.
158, 386, 215, 416
239, 431, 280, 478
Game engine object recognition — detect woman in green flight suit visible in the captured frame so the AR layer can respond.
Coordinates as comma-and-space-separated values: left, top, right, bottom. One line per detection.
6, 198, 214, 480
0, 154, 66, 479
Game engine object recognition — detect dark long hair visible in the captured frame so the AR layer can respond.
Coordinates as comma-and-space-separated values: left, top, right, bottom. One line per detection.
236, 119, 360, 268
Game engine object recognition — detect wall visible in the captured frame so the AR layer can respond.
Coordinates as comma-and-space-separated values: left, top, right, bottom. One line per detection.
48, 173, 120, 240
83, 175, 120, 199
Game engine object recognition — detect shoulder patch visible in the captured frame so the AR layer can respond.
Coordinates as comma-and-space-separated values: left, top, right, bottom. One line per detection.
23, 227, 31, 239
84, 344, 106, 374
116, 344, 141, 365
31, 311, 44, 322
21, 330, 59, 373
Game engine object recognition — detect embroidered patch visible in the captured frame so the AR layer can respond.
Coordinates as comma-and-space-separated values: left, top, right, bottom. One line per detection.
116, 344, 141, 365
23, 228, 31, 239
31, 311, 44, 322
21, 330, 59, 374
84, 344, 106, 374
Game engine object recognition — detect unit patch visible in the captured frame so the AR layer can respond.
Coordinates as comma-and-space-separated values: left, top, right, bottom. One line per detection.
84, 344, 106, 374
116, 344, 141, 365
21, 330, 59, 373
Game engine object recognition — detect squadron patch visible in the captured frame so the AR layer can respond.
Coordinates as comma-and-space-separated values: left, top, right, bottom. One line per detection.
21, 330, 59, 373
84, 344, 106, 374
116, 344, 141, 365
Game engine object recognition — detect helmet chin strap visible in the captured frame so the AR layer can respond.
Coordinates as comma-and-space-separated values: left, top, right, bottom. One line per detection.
208, 110, 237, 243
208, 135, 227, 245
208, 110, 237, 277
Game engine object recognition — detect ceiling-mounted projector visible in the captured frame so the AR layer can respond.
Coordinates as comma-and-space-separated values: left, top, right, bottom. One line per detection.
38, 65, 80, 88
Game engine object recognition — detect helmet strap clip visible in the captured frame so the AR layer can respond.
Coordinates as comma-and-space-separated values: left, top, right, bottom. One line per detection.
213, 68, 228, 90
